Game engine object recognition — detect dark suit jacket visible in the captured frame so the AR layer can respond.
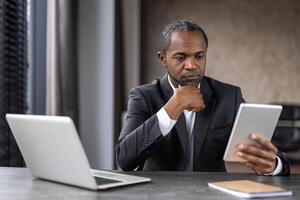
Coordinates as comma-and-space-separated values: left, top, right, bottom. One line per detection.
115, 74, 290, 175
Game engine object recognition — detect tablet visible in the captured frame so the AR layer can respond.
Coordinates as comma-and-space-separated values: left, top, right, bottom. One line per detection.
223, 103, 282, 162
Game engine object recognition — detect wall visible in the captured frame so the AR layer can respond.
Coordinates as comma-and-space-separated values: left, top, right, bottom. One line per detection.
29, 0, 47, 115
141, 0, 300, 103
122, 0, 141, 99
78, 0, 115, 170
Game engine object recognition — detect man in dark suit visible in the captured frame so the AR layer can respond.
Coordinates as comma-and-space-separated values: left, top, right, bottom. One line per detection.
115, 20, 290, 175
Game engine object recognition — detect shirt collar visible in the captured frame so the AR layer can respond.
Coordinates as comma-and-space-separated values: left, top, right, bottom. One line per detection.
167, 74, 176, 92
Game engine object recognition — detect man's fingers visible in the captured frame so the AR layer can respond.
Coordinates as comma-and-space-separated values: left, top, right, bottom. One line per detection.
250, 133, 278, 153
191, 107, 203, 112
244, 162, 273, 175
244, 162, 263, 175
177, 84, 205, 112
236, 150, 274, 168
237, 135, 278, 175
188, 102, 205, 112
237, 144, 276, 162
245, 161, 276, 175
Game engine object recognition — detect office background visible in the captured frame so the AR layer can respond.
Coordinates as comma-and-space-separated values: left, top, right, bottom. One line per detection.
0, 0, 299, 172
141, 0, 300, 104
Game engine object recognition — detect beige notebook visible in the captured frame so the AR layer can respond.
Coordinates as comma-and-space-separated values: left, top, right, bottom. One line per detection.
208, 180, 292, 198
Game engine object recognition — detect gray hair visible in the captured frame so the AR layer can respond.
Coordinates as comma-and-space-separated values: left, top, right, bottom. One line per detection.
160, 20, 208, 54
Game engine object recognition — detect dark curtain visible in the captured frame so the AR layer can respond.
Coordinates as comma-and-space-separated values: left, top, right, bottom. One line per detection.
0, 0, 27, 167
114, 0, 125, 166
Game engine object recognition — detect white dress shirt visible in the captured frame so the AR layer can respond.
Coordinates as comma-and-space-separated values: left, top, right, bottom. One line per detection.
156, 75, 282, 175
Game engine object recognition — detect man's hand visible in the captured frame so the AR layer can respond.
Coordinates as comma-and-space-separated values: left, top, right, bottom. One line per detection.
164, 83, 205, 120
236, 133, 278, 175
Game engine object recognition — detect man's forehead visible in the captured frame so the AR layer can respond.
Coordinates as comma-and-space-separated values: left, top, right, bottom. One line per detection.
168, 31, 207, 52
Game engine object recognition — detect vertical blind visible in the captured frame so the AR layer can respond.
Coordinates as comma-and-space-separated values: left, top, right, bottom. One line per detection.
0, 0, 27, 167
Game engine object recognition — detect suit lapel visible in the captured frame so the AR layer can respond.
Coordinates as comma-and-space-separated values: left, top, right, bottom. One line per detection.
193, 78, 216, 169
160, 74, 188, 155
160, 74, 173, 102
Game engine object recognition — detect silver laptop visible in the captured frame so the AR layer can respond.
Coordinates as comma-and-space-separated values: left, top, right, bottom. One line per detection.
6, 114, 150, 190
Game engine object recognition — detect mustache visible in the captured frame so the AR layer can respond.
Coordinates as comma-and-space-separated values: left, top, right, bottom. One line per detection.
182, 74, 202, 80
169, 73, 202, 86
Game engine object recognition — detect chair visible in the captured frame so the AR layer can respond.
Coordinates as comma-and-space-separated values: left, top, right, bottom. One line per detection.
271, 104, 300, 162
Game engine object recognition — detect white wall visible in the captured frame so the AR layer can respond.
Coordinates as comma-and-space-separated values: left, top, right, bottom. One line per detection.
78, 0, 115, 170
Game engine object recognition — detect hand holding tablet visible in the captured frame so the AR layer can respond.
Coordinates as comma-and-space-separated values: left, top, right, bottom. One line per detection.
223, 103, 282, 174
236, 133, 279, 174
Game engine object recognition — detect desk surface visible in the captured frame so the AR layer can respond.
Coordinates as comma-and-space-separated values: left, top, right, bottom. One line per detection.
0, 167, 299, 200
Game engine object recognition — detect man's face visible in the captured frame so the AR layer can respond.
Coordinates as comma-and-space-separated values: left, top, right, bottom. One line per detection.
158, 31, 207, 87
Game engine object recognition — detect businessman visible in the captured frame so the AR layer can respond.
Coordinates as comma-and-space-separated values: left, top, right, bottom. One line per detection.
115, 20, 290, 175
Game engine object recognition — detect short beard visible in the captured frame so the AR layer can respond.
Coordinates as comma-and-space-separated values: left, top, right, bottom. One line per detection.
168, 73, 202, 87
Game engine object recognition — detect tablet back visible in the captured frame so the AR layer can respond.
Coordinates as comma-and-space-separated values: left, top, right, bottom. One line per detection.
223, 103, 282, 162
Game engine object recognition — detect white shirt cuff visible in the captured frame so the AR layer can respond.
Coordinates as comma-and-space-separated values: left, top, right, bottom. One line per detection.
156, 107, 177, 136
265, 156, 283, 176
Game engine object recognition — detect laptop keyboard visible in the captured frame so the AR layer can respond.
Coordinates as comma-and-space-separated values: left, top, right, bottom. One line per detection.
94, 176, 121, 185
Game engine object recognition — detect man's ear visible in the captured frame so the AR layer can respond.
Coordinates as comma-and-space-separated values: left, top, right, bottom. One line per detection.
157, 51, 166, 67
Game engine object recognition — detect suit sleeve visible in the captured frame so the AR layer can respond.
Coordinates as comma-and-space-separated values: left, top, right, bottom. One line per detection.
115, 88, 164, 171
275, 151, 290, 176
